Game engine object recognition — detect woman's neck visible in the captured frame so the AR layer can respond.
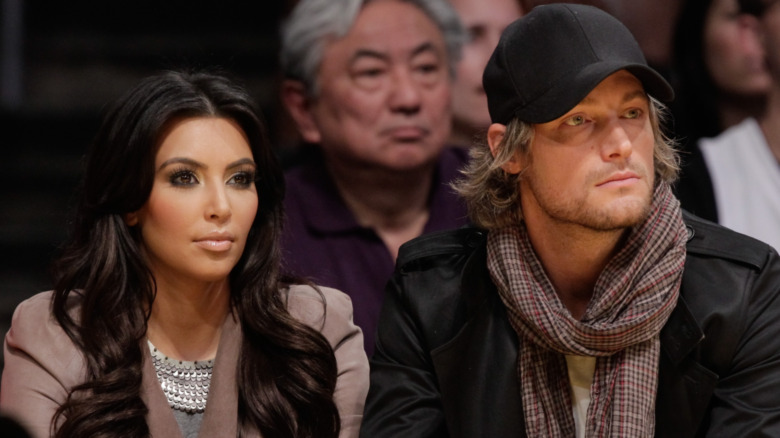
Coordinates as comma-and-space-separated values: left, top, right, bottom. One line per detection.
146, 277, 231, 361
717, 93, 766, 131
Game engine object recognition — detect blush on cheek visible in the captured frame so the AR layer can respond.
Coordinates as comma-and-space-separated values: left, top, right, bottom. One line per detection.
151, 199, 195, 230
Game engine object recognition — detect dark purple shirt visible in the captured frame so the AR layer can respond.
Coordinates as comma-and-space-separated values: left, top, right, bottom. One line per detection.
281, 147, 470, 355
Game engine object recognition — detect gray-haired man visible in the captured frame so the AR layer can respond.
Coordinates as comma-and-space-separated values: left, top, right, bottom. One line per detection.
278, 0, 470, 356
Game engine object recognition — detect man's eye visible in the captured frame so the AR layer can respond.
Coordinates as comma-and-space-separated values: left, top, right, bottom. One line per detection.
357, 68, 384, 78
624, 108, 642, 119
416, 63, 440, 74
564, 115, 585, 126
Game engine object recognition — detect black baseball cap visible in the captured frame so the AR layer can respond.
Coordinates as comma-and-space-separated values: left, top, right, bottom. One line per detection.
483, 3, 674, 125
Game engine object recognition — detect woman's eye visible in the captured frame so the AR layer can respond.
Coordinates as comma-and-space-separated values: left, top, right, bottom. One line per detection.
229, 171, 255, 187
467, 25, 486, 44
564, 115, 585, 126
170, 170, 198, 186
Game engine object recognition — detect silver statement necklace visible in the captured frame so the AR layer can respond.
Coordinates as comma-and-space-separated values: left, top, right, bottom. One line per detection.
148, 340, 215, 413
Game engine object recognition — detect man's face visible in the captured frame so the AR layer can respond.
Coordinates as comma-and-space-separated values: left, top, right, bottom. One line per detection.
305, 0, 452, 172
519, 70, 656, 231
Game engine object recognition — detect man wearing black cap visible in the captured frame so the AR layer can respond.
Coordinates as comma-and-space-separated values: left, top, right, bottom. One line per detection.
361, 4, 780, 437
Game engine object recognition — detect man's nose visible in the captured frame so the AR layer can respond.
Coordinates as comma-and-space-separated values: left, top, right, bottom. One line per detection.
601, 121, 633, 161
389, 69, 423, 115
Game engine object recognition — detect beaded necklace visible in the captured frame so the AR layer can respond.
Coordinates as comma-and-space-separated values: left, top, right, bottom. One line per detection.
148, 340, 215, 413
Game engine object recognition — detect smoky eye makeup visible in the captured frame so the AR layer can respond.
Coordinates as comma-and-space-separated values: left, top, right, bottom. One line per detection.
227, 166, 257, 188
167, 166, 200, 186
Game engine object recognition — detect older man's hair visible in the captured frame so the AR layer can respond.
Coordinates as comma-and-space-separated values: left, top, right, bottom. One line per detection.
454, 97, 680, 230
280, 0, 464, 96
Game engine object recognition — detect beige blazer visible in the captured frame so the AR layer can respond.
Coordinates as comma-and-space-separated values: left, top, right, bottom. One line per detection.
0, 285, 369, 438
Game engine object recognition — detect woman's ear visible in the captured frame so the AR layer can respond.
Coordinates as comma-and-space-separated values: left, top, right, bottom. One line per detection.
487, 123, 525, 174
124, 211, 139, 227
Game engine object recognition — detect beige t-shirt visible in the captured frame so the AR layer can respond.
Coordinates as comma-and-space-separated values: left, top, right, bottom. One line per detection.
565, 355, 597, 438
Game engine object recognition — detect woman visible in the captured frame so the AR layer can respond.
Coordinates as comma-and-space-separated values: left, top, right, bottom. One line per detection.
671, 0, 770, 142
671, 0, 771, 221
0, 71, 368, 438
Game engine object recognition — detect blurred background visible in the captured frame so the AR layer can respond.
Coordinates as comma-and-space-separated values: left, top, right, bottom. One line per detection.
0, 0, 681, 366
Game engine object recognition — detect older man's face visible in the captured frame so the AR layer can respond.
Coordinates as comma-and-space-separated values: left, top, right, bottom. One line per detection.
305, 0, 452, 172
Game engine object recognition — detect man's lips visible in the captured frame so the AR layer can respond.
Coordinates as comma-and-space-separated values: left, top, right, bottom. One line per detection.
383, 125, 429, 141
596, 172, 640, 188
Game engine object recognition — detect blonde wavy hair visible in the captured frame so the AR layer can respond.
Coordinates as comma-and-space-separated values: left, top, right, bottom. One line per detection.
453, 97, 680, 230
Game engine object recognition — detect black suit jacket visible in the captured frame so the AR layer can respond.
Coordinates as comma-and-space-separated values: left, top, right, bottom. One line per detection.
362, 213, 780, 437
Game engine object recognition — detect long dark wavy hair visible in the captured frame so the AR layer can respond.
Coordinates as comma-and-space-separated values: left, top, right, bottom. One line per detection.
49, 70, 340, 437
670, 0, 722, 143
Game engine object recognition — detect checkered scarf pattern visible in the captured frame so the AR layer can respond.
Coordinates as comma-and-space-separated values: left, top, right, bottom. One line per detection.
487, 183, 687, 437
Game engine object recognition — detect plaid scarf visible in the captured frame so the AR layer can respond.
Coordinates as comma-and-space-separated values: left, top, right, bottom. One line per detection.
487, 183, 687, 437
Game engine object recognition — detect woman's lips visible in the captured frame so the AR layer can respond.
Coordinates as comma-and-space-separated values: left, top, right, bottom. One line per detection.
194, 240, 233, 252
194, 233, 234, 252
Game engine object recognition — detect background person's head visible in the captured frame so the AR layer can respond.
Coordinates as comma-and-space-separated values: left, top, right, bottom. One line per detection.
672, 0, 770, 139
447, 0, 524, 145
280, 0, 464, 173
456, 4, 678, 229
741, 0, 780, 79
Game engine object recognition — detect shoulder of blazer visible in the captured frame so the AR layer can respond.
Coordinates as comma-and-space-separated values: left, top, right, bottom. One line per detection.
396, 226, 487, 274
683, 210, 772, 270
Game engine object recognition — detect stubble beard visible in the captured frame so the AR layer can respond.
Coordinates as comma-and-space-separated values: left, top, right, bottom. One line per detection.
525, 170, 655, 233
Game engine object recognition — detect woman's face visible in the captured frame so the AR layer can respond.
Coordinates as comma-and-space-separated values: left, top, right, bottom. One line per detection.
450, 0, 523, 132
703, 0, 771, 96
127, 117, 259, 286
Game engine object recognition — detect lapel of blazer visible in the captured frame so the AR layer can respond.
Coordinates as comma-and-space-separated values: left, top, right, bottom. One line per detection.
142, 342, 185, 437
198, 312, 241, 437
141, 312, 242, 437
430, 242, 526, 438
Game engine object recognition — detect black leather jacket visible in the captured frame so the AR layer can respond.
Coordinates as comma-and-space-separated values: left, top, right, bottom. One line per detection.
362, 212, 780, 437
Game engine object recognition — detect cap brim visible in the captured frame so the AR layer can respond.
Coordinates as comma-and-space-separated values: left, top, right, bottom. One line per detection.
514, 62, 674, 124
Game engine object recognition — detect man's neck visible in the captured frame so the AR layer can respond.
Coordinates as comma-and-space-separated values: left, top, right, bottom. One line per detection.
758, 87, 780, 163
524, 216, 627, 320
326, 157, 436, 261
